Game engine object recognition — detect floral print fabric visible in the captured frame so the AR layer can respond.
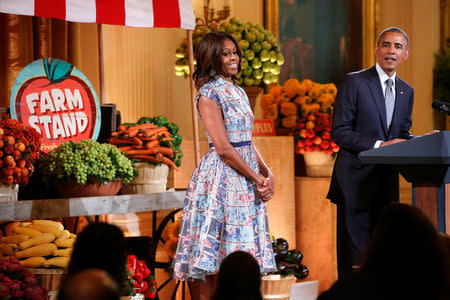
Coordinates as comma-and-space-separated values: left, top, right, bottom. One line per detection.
172, 76, 276, 281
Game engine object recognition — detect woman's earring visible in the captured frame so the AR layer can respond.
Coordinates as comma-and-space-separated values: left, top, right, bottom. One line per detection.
210, 69, 216, 76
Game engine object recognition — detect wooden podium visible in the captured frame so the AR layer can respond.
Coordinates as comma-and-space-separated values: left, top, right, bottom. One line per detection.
359, 131, 450, 233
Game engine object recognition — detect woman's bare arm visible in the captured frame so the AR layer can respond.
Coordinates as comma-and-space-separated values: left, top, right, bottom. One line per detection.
198, 95, 265, 188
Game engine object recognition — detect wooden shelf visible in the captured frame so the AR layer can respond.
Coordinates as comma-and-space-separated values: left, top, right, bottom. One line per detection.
0, 191, 186, 221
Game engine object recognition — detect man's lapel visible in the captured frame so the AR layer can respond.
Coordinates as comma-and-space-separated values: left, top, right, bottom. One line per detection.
391, 77, 408, 130
366, 66, 388, 137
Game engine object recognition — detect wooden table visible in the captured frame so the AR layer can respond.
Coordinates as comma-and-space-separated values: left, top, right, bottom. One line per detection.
0, 191, 185, 221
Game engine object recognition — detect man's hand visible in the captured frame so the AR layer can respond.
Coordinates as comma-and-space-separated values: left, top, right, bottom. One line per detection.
380, 138, 406, 147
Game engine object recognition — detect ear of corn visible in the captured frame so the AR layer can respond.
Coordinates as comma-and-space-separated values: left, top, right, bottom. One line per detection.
54, 238, 75, 248
19, 233, 56, 250
1, 235, 29, 244
32, 220, 64, 231
19, 257, 46, 268
52, 248, 72, 257
56, 230, 70, 241
15, 243, 57, 259
28, 224, 64, 238
14, 227, 42, 238
43, 256, 69, 269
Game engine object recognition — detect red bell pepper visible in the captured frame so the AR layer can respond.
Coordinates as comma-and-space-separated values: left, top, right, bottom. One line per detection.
127, 255, 137, 271
135, 270, 144, 283
139, 280, 148, 293
142, 266, 151, 279
144, 287, 156, 299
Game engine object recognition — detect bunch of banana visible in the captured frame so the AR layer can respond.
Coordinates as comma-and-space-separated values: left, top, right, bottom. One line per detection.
0, 220, 77, 269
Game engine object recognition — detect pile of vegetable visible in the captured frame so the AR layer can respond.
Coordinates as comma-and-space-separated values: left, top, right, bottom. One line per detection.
109, 116, 183, 168
175, 17, 284, 88
0, 220, 76, 269
272, 237, 309, 280
39, 139, 137, 185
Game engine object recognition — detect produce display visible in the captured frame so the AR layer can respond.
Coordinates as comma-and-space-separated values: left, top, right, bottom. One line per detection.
39, 139, 137, 185
0, 118, 41, 186
124, 254, 157, 299
175, 17, 284, 88
110, 116, 183, 168
0, 220, 76, 269
271, 237, 309, 280
260, 78, 337, 129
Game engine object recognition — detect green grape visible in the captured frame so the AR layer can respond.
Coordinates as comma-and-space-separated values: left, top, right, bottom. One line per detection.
40, 139, 137, 185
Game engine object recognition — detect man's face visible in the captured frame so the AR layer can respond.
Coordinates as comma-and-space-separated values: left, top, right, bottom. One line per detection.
374, 32, 409, 76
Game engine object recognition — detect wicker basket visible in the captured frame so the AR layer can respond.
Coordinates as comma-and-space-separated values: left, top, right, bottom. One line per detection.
0, 184, 18, 203
28, 268, 65, 293
303, 151, 333, 177
261, 275, 296, 300
121, 163, 169, 194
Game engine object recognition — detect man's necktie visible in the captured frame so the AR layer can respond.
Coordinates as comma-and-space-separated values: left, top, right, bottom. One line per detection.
385, 78, 394, 128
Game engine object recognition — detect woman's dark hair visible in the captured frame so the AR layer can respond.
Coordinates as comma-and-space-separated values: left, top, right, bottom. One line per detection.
213, 251, 262, 300
193, 31, 242, 90
65, 222, 127, 289
361, 203, 450, 299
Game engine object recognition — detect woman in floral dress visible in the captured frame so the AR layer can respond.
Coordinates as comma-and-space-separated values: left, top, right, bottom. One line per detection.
172, 31, 276, 298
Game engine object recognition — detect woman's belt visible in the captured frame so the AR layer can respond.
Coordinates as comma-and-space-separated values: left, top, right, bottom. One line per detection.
209, 140, 252, 148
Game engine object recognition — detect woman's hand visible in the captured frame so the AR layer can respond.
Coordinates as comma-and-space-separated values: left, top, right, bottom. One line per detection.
257, 173, 275, 202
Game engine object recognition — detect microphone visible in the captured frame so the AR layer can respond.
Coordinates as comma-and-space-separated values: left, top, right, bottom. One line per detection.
431, 100, 450, 115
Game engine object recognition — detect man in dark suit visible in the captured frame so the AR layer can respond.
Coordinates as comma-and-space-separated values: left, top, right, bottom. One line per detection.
327, 27, 414, 279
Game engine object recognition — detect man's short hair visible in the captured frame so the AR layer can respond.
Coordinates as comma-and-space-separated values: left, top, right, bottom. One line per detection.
377, 27, 409, 48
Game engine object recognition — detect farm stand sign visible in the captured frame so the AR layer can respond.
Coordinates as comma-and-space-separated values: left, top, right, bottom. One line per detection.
10, 58, 101, 152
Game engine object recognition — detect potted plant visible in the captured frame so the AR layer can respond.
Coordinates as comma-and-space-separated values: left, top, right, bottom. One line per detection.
39, 139, 137, 197
292, 112, 339, 177
0, 118, 41, 202
261, 78, 339, 176
122, 255, 157, 300
0, 257, 48, 299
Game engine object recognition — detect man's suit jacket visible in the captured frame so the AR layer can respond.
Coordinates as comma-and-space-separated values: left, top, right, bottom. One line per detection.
327, 66, 414, 211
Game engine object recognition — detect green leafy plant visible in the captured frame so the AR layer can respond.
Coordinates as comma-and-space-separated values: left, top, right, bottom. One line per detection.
433, 49, 450, 103
39, 139, 137, 185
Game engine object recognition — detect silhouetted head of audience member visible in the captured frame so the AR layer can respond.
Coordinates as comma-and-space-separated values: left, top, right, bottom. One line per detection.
66, 222, 127, 289
213, 250, 263, 300
57, 268, 120, 300
361, 203, 450, 300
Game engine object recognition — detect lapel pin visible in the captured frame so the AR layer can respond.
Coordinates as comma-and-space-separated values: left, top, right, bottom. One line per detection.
400, 91, 404, 95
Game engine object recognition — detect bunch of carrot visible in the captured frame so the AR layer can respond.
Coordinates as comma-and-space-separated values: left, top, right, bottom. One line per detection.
109, 122, 179, 169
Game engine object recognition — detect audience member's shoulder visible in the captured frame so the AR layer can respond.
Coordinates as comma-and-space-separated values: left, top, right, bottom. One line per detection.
317, 272, 374, 300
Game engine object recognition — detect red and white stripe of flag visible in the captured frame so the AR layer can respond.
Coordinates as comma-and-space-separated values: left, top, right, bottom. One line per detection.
0, 0, 195, 29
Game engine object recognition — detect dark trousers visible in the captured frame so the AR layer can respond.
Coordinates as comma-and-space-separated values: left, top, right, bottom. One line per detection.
336, 189, 398, 280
